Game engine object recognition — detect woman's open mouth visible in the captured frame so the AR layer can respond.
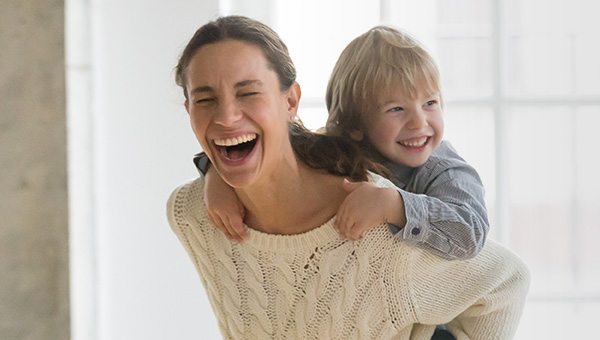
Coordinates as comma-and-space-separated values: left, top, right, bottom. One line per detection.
213, 133, 258, 161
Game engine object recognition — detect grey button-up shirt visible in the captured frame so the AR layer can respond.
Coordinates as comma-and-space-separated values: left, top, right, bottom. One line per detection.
375, 141, 489, 260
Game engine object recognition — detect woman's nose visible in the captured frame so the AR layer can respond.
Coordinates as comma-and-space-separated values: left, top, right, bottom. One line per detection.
214, 101, 243, 126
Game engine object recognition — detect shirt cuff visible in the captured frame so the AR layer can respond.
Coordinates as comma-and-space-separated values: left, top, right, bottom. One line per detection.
397, 190, 430, 243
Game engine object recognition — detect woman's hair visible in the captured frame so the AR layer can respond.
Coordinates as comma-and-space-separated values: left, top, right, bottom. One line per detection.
325, 26, 443, 139
175, 15, 387, 181
289, 121, 389, 181
175, 15, 296, 98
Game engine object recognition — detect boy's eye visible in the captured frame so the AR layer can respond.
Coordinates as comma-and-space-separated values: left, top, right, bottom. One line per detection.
425, 100, 437, 106
387, 106, 404, 113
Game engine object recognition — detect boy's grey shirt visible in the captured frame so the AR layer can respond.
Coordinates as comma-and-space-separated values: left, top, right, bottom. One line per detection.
375, 140, 489, 260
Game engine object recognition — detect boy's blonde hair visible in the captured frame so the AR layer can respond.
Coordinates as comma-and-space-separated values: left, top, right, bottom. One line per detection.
326, 26, 442, 138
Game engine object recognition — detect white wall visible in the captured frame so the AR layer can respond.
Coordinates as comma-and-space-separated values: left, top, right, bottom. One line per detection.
88, 1, 221, 339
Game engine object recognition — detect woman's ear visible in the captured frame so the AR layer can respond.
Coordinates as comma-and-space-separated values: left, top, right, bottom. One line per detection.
286, 82, 301, 119
349, 129, 364, 141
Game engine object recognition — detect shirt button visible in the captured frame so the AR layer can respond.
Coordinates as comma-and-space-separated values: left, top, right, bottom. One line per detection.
411, 228, 421, 236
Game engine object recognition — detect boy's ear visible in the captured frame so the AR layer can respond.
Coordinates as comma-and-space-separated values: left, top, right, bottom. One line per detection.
184, 100, 190, 114
349, 129, 364, 141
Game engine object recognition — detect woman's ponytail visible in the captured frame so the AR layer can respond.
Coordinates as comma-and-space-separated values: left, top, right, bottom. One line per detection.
288, 122, 390, 182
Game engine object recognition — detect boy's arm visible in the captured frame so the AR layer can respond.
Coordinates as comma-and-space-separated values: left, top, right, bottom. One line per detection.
335, 179, 406, 241
193, 152, 247, 242
390, 142, 490, 260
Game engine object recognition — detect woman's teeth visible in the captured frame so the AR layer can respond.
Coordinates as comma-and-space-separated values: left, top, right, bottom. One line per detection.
399, 137, 428, 147
214, 133, 257, 147
214, 133, 258, 161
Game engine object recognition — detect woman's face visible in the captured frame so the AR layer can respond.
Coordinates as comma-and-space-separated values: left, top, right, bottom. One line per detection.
184, 39, 298, 188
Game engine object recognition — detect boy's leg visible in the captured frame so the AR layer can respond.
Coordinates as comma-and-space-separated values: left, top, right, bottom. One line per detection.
431, 325, 456, 340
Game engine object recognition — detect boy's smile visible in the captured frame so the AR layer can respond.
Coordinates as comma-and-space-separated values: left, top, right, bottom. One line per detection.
398, 136, 430, 148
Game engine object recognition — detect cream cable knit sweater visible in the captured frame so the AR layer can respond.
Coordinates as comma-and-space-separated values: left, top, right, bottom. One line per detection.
167, 174, 529, 340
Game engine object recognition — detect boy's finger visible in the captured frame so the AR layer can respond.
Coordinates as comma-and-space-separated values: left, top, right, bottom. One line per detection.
230, 216, 246, 237
211, 214, 233, 241
208, 212, 224, 233
219, 225, 235, 241
334, 204, 343, 229
223, 229, 234, 241
343, 222, 358, 240
335, 210, 350, 234
224, 222, 242, 243
342, 178, 362, 193
228, 216, 246, 241
334, 211, 343, 230
348, 225, 365, 241
336, 213, 352, 238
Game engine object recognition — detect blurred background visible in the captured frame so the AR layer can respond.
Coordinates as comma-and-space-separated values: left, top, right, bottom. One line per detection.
1, 0, 599, 339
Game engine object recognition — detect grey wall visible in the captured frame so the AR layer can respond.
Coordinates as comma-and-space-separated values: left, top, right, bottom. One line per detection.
0, 0, 70, 339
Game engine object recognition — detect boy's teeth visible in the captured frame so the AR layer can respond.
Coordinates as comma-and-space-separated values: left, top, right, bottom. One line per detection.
400, 137, 427, 147
214, 133, 257, 146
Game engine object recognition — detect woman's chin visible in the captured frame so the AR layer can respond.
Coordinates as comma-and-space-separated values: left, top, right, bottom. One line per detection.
221, 172, 258, 189
214, 159, 261, 189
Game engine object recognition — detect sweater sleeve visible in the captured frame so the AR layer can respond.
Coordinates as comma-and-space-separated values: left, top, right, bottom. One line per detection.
389, 142, 489, 260
166, 182, 203, 272
405, 240, 530, 340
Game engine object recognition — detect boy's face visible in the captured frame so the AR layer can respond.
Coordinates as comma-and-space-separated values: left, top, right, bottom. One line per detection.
357, 87, 444, 168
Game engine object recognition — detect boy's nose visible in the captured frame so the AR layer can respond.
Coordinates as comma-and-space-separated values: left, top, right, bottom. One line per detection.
214, 101, 243, 126
407, 109, 428, 129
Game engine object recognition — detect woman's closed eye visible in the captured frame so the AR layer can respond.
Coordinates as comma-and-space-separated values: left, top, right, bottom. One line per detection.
195, 97, 215, 104
239, 91, 259, 98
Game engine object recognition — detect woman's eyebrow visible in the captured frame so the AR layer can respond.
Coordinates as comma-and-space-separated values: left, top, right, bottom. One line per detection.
190, 85, 213, 95
190, 80, 263, 95
235, 79, 263, 88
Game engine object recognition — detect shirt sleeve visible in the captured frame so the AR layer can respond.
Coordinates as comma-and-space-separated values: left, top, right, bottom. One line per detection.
388, 142, 490, 260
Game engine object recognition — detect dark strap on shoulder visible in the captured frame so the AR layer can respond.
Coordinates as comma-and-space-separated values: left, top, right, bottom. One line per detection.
193, 152, 211, 178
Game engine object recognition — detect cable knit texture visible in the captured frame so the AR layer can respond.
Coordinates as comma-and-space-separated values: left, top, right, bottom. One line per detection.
167, 174, 529, 340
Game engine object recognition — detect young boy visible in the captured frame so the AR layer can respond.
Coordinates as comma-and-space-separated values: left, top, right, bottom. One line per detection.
195, 25, 489, 261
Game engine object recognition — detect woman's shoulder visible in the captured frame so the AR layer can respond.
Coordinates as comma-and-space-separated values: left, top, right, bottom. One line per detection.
166, 177, 207, 225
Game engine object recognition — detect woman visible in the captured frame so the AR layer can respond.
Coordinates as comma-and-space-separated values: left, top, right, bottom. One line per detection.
168, 15, 529, 340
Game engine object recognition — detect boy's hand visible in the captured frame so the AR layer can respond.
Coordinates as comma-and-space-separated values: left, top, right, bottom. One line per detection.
204, 167, 247, 242
334, 179, 405, 241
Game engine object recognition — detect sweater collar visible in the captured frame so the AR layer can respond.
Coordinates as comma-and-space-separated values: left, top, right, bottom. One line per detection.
243, 216, 341, 252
